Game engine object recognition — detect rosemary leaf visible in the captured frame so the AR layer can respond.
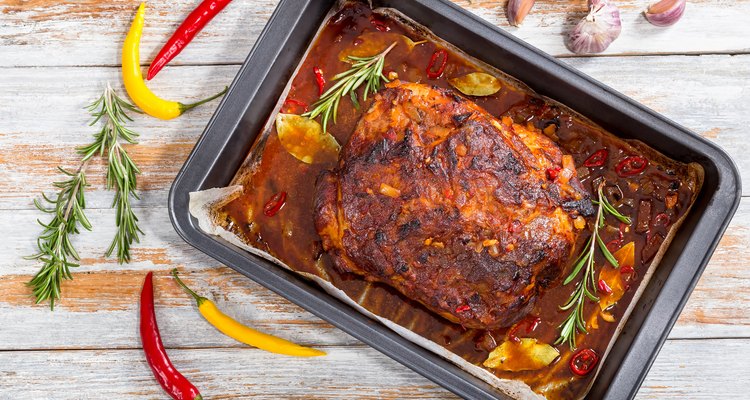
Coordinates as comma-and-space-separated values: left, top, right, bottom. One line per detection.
302, 42, 397, 132
28, 84, 144, 309
84, 84, 144, 264
26, 163, 90, 310
555, 182, 633, 349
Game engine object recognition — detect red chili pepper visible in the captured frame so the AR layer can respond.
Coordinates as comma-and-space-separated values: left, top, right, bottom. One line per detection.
147, 0, 233, 80
263, 192, 287, 217
570, 348, 599, 376
606, 239, 622, 253
370, 17, 390, 32
426, 50, 448, 79
507, 315, 541, 343
620, 265, 635, 275
313, 67, 326, 96
283, 98, 308, 113
140, 272, 203, 400
455, 305, 471, 313
615, 156, 649, 177
583, 149, 608, 167
654, 212, 670, 227
546, 167, 561, 181
598, 279, 613, 295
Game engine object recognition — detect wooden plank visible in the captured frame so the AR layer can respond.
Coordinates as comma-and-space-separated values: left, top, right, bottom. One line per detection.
637, 339, 750, 399
0, 65, 237, 210
1, 198, 748, 350
1, 55, 748, 212
0, 339, 746, 399
1, 0, 748, 68
0, 346, 458, 399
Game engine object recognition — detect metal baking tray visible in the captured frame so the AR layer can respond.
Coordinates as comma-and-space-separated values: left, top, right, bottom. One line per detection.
168, 0, 741, 398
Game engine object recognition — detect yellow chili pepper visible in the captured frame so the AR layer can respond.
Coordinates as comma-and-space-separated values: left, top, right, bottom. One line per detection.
171, 269, 326, 357
123, 3, 226, 120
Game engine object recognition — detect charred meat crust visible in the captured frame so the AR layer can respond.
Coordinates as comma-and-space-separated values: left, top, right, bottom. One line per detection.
314, 82, 590, 329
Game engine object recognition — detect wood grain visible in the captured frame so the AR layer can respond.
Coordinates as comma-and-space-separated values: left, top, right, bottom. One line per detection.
0, 340, 746, 399
2, 0, 748, 69
0, 346, 458, 399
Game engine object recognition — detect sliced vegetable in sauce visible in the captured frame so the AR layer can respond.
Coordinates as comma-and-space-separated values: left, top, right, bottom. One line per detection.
275, 113, 340, 164
615, 156, 649, 177
569, 348, 598, 376
448, 72, 502, 96
370, 16, 390, 32
263, 192, 287, 217
283, 98, 309, 114
583, 149, 608, 167
426, 49, 448, 79
598, 241, 634, 311
507, 315, 542, 343
484, 338, 560, 372
338, 32, 423, 60
313, 67, 326, 96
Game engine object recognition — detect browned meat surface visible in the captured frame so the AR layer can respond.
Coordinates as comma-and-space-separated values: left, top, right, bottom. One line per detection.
314, 82, 591, 329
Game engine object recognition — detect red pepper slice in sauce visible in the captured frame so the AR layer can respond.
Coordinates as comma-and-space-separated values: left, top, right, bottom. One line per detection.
546, 167, 562, 181
654, 212, 671, 227
313, 67, 326, 96
370, 17, 390, 32
620, 265, 635, 275
426, 50, 448, 79
606, 239, 622, 253
570, 348, 599, 376
455, 305, 471, 313
583, 149, 609, 167
507, 315, 542, 343
263, 192, 287, 217
597, 279, 613, 295
283, 98, 308, 114
615, 156, 649, 177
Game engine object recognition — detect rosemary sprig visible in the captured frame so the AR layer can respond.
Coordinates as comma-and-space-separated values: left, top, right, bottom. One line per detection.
555, 183, 632, 349
28, 84, 143, 309
302, 42, 397, 132
79, 84, 143, 263
27, 164, 92, 309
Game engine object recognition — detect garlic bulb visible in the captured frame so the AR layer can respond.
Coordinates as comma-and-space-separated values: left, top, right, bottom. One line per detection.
568, 0, 622, 54
507, 0, 536, 27
644, 0, 686, 27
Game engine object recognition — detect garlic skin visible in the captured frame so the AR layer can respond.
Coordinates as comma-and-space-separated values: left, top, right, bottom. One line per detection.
568, 0, 622, 55
644, 0, 686, 27
507, 0, 536, 27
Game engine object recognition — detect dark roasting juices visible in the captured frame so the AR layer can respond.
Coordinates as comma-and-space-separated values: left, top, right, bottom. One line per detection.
216, 3, 699, 398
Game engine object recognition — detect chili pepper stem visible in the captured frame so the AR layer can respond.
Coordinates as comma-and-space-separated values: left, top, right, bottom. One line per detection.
171, 268, 207, 306
179, 86, 228, 113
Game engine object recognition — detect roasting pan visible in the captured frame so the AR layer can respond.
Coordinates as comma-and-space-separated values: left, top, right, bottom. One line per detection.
168, 0, 741, 398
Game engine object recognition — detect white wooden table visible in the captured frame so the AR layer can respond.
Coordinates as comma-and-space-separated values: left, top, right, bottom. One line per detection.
1, 1, 748, 398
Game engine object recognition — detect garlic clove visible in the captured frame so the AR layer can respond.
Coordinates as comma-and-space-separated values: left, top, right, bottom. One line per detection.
644, 0, 686, 27
568, 0, 622, 54
507, 0, 536, 27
